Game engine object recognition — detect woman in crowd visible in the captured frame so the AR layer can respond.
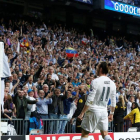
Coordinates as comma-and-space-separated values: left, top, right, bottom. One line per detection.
114, 95, 126, 132
124, 102, 140, 127
4, 94, 16, 117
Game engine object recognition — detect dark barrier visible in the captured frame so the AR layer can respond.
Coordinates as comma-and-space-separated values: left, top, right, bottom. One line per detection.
112, 120, 132, 132
123, 120, 132, 132
1, 136, 25, 140
1, 119, 131, 135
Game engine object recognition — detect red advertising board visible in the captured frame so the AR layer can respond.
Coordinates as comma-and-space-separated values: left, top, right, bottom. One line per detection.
29, 133, 114, 140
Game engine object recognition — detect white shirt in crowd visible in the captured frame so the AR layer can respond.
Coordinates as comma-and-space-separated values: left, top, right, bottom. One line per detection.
51, 73, 59, 81
26, 82, 38, 89
127, 101, 132, 115
25, 96, 36, 119
8, 82, 14, 96
136, 99, 140, 107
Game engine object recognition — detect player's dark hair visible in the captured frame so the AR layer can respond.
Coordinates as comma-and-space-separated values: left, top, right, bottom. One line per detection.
119, 87, 123, 90
132, 102, 140, 111
99, 62, 109, 74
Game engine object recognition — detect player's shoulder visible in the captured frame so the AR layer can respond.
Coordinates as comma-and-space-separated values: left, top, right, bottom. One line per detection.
91, 77, 99, 86
91, 77, 100, 83
95, 76, 112, 82
109, 78, 116, 87
90, 78, 99, 90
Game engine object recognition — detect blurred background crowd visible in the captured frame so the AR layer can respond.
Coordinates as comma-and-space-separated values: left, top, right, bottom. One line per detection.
1, 17, 140, 134
0, 0, 140, 135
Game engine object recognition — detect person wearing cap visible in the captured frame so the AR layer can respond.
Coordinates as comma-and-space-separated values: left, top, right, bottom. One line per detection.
25, 89, 37, 119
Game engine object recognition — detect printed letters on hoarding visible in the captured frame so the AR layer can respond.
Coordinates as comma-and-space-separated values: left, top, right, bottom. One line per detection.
29, 133, 114, 140
114, 132, 140, 140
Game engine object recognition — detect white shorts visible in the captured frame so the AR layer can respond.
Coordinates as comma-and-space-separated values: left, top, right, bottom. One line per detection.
81, 110, 108, 133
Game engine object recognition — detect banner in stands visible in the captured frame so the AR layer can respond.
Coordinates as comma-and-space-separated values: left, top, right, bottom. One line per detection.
104, 0, 140, 17
27, 133, 114, 140
114, 132, 140, 140
1, 136, 25, 140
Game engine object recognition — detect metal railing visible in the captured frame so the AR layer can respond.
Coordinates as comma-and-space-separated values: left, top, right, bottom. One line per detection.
1, 119, 131, 135
1, 118, 75, 135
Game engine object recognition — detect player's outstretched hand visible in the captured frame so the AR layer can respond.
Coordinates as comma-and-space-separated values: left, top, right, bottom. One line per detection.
108, 114, 113, 122
78, 113, 84, 121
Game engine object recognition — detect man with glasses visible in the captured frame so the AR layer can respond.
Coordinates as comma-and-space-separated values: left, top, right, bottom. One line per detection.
42, 84, 50, 97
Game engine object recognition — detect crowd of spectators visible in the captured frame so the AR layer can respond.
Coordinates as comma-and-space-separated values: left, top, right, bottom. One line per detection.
0, 17, 140, 134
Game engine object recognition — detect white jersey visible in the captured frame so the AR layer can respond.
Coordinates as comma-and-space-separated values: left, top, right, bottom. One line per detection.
85, 76, 116, 111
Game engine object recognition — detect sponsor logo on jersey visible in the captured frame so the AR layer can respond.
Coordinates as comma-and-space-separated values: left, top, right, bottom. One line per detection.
104, 81, 110, 84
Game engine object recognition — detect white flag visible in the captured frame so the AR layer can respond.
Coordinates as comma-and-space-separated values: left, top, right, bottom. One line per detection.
17, 41, 20, 53
0, 42, 11, 112
0, 42, 4, 77
1, 80, 5, 112
3, 53, 11, 78
0, 42, 11, 78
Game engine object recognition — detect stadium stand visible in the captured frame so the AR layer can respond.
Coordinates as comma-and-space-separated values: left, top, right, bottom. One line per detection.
0, 0, 140, 137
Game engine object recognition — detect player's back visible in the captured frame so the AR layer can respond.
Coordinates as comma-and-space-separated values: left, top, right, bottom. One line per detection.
89, 76, 116, 111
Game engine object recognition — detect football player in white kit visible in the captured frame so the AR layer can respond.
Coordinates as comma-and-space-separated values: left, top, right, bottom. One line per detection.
78, 62, 116, 140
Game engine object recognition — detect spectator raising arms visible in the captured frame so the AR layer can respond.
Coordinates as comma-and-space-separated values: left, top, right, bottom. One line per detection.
13, 90, 37, 119
1, 17, 140, 135
48, 88, 67, 134
36, 90, 53, 119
